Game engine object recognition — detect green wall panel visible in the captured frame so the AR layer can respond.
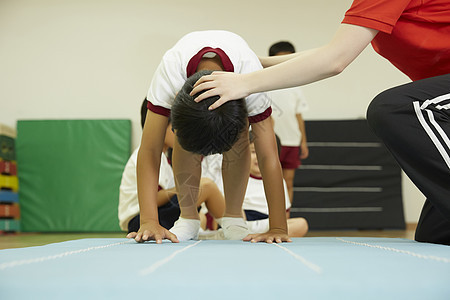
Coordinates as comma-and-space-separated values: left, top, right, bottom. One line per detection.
16, 120, 131, 232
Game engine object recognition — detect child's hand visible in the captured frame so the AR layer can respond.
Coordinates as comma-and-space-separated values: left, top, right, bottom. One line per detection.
243, 229, 292, 243
126, 220, 179, 244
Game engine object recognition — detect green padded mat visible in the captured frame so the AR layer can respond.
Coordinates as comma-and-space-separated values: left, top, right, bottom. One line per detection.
16, 120, 131, 232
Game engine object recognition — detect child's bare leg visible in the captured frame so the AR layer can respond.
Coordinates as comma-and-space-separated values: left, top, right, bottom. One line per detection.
287, 217, 309, 237
170, 137, 202, 240
172, 137, 202, 219
156, 187, 176, 206
221, 128, 251, 239
222, 128, 250, 217
197, 177, 225, 219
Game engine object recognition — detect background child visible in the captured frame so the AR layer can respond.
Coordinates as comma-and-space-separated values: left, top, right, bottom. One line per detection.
244, 131, 309, 237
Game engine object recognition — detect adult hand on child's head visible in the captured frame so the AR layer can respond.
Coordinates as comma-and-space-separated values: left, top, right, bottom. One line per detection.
243, 229, 292, 244
190, 71, 250, 110
127, 220, 179, 244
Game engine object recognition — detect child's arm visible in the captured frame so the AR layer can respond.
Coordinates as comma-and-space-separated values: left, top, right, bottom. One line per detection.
191, 24, 378, 109
129, 110, 179, 244
244, 118, 291, 243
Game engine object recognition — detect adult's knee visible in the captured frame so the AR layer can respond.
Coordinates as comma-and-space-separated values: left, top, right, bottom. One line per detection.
367, 89, 393, 129
366, 87, 406, 138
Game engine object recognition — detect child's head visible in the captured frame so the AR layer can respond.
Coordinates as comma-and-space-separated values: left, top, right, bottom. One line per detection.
269, 41, 296, 56
171, 70, 248, 156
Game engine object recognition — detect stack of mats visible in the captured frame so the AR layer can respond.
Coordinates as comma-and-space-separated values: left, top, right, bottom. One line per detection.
0, 124, 20, 233
16, 120, 131, 232
0, 237, 449, 299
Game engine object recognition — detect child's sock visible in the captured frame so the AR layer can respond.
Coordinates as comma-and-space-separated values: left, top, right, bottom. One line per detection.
221, 217, 249, 240
215, 218, 223, 227
198, 228, 225, 240
170, 217, 200, 241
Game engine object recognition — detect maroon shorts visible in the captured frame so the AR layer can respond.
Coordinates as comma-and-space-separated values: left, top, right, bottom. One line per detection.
279, 146, 301, 169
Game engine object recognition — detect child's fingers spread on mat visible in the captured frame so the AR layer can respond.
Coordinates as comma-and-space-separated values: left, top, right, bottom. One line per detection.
165, 230, 179, 243
245, 231, 292, 243
154, 234, 162, 244
127, 232, 138, 239
134, 232, 143, 243
242, 234, 255, 241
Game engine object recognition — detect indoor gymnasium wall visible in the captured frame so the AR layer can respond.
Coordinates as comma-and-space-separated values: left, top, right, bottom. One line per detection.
0, 0, 424, 224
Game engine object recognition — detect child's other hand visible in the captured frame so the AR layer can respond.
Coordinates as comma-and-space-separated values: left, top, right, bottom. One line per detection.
243, 229, 292, 243
126, 220, 179, 244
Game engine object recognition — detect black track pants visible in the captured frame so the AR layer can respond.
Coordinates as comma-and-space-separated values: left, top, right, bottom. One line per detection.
367, 73, 450, 245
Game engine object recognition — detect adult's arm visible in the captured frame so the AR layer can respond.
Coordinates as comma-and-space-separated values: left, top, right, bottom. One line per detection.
191, 24, 378, 109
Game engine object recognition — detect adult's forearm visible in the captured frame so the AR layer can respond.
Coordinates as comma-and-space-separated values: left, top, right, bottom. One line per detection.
259, 52, 301, 68
247, 46, 343, 94
247, 24, 377, 94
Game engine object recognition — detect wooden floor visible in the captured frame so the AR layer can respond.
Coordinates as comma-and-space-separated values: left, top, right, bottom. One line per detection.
0, 225, 416, 250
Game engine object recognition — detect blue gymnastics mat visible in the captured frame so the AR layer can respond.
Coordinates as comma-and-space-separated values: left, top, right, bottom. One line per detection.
0, 237, 449, 300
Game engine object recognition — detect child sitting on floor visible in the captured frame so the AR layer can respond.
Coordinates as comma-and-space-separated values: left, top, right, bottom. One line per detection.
119, 99, 225, 234
243, 131, 308, 237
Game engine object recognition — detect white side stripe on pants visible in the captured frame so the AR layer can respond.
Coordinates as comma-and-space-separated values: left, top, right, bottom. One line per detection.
413, 101, 450, 170
427, 109, 450, 152
420, 92, 450, 109
437, 103, 450, 110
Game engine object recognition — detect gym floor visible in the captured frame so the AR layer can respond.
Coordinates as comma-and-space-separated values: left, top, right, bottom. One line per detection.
1, 226, 448, 300
0, 225, 416, 250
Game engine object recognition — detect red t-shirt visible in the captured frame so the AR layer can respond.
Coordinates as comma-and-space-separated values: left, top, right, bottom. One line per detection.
342, 0, 450, 81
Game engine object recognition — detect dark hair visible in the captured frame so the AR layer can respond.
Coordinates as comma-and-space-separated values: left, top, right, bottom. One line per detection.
269, 41, 296, 56
171, 70, 248, 156
141, 99, 148, 129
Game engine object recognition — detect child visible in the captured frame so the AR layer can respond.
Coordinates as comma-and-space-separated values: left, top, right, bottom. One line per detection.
129, 30, 290, 244
267, 41, 309, 211
244, 131, 309, 237
120, 100, 225, 234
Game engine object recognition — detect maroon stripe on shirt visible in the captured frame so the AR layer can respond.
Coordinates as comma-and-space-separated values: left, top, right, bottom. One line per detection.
147, 100, 171, 117
248, 107, 272, 124
186, 47, 234, 77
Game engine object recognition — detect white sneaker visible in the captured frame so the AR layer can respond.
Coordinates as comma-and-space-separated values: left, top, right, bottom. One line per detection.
221, 217, 249, 240
170, 217, 200, 241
